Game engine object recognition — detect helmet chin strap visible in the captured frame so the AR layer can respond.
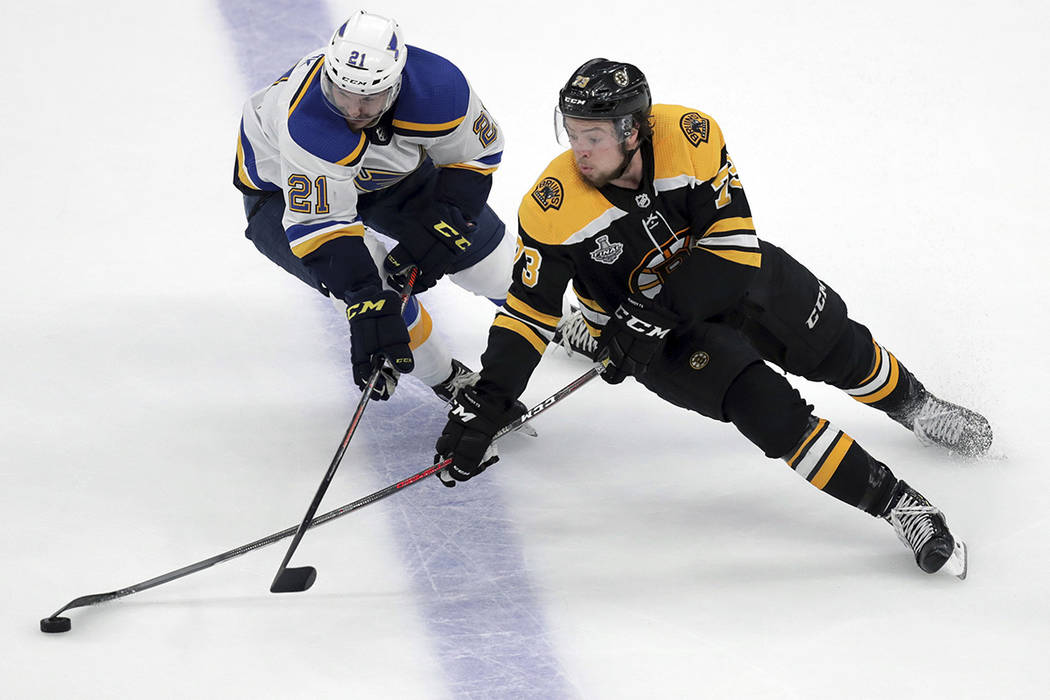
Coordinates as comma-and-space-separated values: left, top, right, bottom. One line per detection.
610, 144, 640, 183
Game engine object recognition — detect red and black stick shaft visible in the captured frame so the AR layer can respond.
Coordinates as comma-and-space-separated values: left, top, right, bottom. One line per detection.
41, 361, 602, 631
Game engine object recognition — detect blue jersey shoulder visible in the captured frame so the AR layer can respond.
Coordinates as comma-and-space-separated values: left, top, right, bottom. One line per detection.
391, 46, 470, 137
286, 57, 367, 167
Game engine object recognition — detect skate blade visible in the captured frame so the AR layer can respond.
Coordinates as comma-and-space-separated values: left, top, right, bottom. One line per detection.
513, 424, 539, 438
941, 539, 968, 580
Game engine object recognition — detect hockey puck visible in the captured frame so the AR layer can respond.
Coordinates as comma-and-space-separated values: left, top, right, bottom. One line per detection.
40, 616, 72, 634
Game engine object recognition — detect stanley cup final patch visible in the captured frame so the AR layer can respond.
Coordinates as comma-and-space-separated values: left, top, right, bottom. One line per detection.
680, 112, 710, 147
590, 234, 624, 264
532, 177, 564, 211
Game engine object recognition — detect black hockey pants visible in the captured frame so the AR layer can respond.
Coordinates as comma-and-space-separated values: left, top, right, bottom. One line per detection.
636, 241, 882, 457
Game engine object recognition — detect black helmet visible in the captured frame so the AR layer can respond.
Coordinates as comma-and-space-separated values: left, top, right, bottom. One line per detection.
558, 58, 651, 120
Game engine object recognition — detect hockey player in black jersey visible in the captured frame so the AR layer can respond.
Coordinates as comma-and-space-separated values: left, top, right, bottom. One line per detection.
434, 58, 993, 577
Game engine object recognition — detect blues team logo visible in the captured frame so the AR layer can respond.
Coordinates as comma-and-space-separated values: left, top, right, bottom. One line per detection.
589, 234, 624, 265
680, 112, 710, 147
532, 177, 564, 211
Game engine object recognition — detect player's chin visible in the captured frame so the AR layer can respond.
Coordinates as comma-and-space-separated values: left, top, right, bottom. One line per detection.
346, 116, 381, 131
579, 168, 611, 188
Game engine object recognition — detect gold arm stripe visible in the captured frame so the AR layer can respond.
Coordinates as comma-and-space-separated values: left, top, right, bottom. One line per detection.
441, 163, 499, 175
407, 305, 434, 350
236, 133, 260, 189
505, 294, 561, 328
392, 116, 466, 132
703, 217, 755, 237
811, 435, 854, 489
336, 137, 367, 166
698, 247, 762, 268
853, 353, 900, 404
493, 315, 548, 355
288, 58, 324, 118
290, 224, 365, 258
788, 418, 827, 468
571, 289, 606, 314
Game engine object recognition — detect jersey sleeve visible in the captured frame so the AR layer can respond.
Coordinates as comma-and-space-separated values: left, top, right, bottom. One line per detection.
651, 109, 762, 319
476, 224, 574, 407
391, 48, 504, 216
681, 114, 761, 269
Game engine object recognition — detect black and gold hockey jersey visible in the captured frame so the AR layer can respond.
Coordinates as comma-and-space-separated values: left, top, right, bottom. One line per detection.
478, 104, 763, 404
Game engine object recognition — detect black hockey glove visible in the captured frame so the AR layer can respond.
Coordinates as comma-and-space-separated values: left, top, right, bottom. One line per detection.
598, 295, 678, 385
346, 288, 414, 400
434, 387, 526, 487
383, 204, 474, 293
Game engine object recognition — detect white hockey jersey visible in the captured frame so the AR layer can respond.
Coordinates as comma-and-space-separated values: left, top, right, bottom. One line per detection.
234, 45, 504, 261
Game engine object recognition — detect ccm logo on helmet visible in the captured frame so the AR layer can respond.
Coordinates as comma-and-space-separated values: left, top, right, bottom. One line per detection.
615, 307, 671, 338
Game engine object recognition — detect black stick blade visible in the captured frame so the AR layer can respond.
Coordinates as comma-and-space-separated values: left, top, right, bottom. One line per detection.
270, 566, 317, 593
40, 616, 72, 634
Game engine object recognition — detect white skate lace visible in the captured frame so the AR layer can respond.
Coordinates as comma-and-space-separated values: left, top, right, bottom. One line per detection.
889, 496, 940, 553
556, 309, 599, 358
436, 362, 479, 405
913, 397, 967, 447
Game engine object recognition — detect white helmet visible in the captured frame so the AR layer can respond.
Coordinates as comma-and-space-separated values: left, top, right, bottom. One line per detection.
323, 11, 405, 91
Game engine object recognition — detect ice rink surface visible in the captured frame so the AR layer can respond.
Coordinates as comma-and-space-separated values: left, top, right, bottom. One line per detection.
3, 1, 1049, 697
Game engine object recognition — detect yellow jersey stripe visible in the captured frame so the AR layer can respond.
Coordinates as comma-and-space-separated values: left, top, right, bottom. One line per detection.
392, 116, 466, 132
572, 290, 606, 315
704, 217, 755, 237
506, 294, 561, 328
288, 58, 324, 118
493, 315, 548, 355
336, 137, 367, 166
442, 163, 499, 176
788, 418, 827, 468
854, 353, 900, 404
236, 133, 260, 189
811, 435, 854, 489
698, 247, 762, 268
290, 224, 364, 258
407, 305, 434, 350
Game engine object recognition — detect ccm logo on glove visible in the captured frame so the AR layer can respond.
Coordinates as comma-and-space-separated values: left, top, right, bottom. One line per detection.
433, 220, 471, 252
346, 297, 389, 320
450, 402, 478, 422
614, 306, 672, 338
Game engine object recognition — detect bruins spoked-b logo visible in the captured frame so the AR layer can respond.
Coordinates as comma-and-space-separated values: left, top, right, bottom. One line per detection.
532, 177, 564, 211
680, 112, 710, 147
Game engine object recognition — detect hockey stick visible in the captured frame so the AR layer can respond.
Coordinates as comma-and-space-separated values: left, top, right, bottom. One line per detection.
40, 361, 603, 632
269, 268, 419, 594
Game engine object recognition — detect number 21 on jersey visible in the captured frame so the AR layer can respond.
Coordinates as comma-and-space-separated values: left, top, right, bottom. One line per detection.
287, 174, 330, 214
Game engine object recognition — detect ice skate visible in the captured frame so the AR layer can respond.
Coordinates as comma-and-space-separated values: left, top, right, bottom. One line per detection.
553, 307, 600, 361
890, 389, 992, 457
883, 481, 967, 579
432, 359, 480, 403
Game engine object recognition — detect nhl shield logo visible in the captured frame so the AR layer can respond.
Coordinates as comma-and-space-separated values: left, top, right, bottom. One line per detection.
531, 177, 564, 211
590, 234, 624, 265
635, 193, 650, 208
680, 112, 710, 147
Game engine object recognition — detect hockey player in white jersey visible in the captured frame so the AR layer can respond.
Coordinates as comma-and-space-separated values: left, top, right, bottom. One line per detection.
234, 10, 515, 402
